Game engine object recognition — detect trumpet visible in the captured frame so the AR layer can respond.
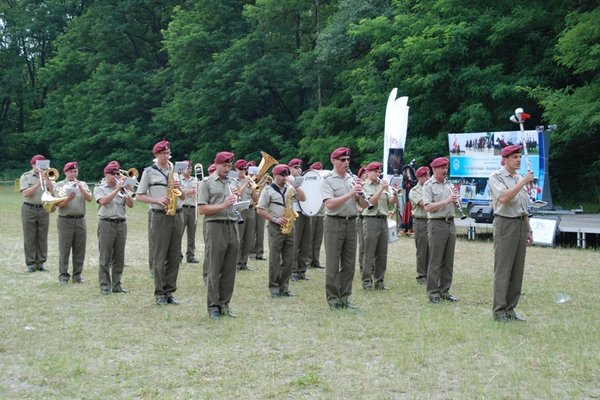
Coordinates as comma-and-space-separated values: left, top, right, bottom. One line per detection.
348, 168, 374, 210
226, 177, 244, 224
449, 182, 467, 220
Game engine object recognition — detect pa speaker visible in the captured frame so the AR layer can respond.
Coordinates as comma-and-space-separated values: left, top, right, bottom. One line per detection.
470, 206, 494, 223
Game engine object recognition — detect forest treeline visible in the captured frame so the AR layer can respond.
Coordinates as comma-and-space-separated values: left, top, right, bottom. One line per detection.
1, 0, 598, 205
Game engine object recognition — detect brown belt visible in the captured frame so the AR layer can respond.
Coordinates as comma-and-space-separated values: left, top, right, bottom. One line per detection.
59, 215, 85, 219
100, 218, 126, 223
363, 215, 387, 219
151, 208, 182, 214
206, 219, 236, 224
429, 216, 454, 222
327, 215, 358, 220
24, 202, 43, 208
495, 214, 527, 220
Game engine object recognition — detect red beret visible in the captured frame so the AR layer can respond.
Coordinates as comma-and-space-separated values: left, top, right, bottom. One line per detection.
288, 158, 303, 167
103, 162, 120, 175
234, 159, 247, 169
357, 167, 366, 178
309, 162, 322, 170
30, 154, 45, 164
214, 151, 235, 164
152, 140, 170, 154
415, 166, 430, 177
272, 164, 290, 176
63, 161, 78, 172
365, 162, 383, 172
501, 145, 522, 157
331, 147, 351, 159
207, 163, 216, 174
430, 157, 449, 168
246, 160, 257, 167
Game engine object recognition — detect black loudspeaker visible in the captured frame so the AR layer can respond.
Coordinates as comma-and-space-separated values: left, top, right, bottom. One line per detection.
470, 206, 494, 223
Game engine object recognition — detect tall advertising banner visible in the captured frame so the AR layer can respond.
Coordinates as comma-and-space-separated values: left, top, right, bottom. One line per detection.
448, 130, 552, 207
383, 88, 409, 182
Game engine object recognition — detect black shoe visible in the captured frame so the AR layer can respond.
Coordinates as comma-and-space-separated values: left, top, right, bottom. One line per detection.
416, 276, 427, 285
255, 255, 266, 260
271, 292, 281, 298
209, 310, 222, 319
59, 279, 69, 286
429, 296, 442, 304
222, 308, 238, 318
329, 302, 342, 310
508, 311, 526, 322
73, 277, 85, 284
166, 296, 180, 305
298, 274, 310, 281
187, 257, 200, 263
291, 274, 299, 281
311, 263, 324, 269
494, 313, 511, 323
27, 265, 37, 273
280, 291, 295, 297
112, 285, 129, 293
36, 265, 48, 272
239, 264, 254, 271
374, 283, 390, 290
343, 301, 359, 310
363, 285, 373, 290
101, 288, 110, 296
442, 293, 459, 302
156, 297, 168, 305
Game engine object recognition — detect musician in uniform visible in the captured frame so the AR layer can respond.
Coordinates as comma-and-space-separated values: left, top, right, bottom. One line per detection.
321, 147, 367, 310
136, 140, 186, 305
233, 159, 258, 271
20, 154, 54, 272
54, 161, 92, 284
488, 144, 533, 323
408, 166, 431, 285
307, 161, 325, 269
289, 158, 311, 281
198, 152, 240, 319
423, 157, 459, 304
361, 162, 397, 290
180, 160, 200, 263
356, 166, 368, 272
94, 161, 134, 295
201, 163, 217, 285
256, 164, 306, 297
247, 160, 267, 261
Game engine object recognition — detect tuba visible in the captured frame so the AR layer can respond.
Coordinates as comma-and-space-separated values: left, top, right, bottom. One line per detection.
165, 161, 182, 216
253, 151, 278, 192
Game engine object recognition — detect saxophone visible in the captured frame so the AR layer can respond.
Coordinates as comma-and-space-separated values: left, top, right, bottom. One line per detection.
281, 184, 298, 235
165, 161, 182, 216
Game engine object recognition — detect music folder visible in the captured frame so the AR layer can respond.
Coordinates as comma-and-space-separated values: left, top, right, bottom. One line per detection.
36, 160, 50, 170
292, 176, 304, 188
231, 200, 251, 213
174, 161, 189, 174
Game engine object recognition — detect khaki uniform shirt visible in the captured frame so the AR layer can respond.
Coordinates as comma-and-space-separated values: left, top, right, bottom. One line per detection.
54, 179, 90, 216
488, 167, 529, 217
180, 176, 198, 206
257, 183, 297, 219
94, 183, 128, 219
197, 173, 236, 221
232, 176, 254, 202
20, 170, 44, 204
409, 183, 428, 218
362, 180, 391, 216
321, 171, 360, 217
136, 163, 183, 210
423, 177, 455, 218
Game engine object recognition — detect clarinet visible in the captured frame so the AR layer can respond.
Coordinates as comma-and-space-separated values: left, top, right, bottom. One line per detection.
449, 182, 467, 220
347, 168, 374, 210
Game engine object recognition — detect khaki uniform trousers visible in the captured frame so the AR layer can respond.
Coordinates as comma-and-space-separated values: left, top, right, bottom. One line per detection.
309, 216, 324, 267
57, 216, 87, 281
253, 210, 265, 257
205, 221, 239, 314
413, 218, 429, 278
150, 211, 184, 298
267, 222, 294, 294
426, 219, 456, 298
21, 203, 49, 268
97, 219, 127, 289
182, 205, 197, 260
292, 213, 311, 275
236, 208, 255, 265
357, 218, 364, 270
324, 216, 357, 306
361, 217, 389, 287
493, 216, 527, 317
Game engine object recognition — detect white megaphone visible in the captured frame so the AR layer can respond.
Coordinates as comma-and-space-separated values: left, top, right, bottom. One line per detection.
509, 107, 524, 124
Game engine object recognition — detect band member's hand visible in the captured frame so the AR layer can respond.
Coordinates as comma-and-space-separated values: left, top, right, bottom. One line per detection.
522, 171, 534, 185
274, 217, 286, 226
448, 192, 459, 204
187, 187, 197, 195
526, 231, 533, 246
173, 180, 181, 190
158, 196, 170, 207
67, 192, 76, 201
224, 194, 237, 206
352, 182, 363, 194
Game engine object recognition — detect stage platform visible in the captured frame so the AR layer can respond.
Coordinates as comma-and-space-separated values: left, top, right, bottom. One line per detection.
455, 213, 600, 248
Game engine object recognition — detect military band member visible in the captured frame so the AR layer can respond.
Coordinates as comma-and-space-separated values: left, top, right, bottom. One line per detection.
289, 158, 311, 281
356, 166, 368, 272
233, 159, 258, 271
247, 160, 267, 261
361, 162, 397, 290
136, 140, 186, 306
20, 154, 54, 272
180, 161, 200, 263
94, 162, 134, 295
256, 164, 306, 297
488, 145, 533, 323
308, 161, 324, 269
408, 166, 431, 285
54, 161, 92, 284
201, 163, 217, 285
423, 157, 459, 304
198, 152, 240, 319
321, 147, 367, 310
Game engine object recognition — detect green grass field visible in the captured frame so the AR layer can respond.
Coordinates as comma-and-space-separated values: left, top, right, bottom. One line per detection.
1, 185, 598, 399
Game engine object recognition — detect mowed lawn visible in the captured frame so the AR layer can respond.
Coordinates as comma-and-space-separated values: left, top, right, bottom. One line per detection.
0, 186, 598, 399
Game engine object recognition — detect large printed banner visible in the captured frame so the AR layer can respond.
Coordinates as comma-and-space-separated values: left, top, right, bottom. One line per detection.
383, 88, 409, 181
448, 130, 552, 206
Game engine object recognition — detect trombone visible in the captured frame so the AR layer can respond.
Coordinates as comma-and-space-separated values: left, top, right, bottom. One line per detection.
37, 163, 66, 213
117, 168, 139, 199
